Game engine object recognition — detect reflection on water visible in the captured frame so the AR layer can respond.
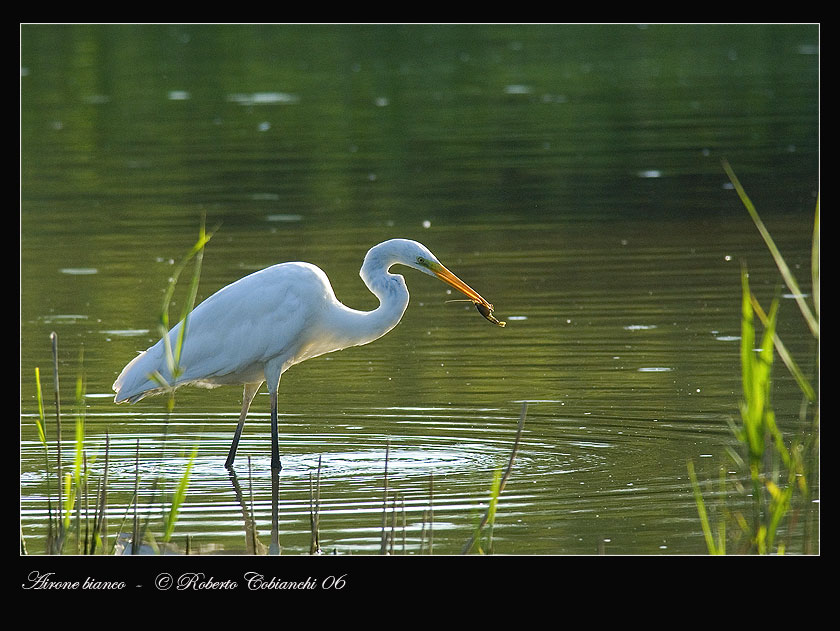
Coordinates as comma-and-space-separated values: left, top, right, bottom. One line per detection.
20, 24, 818, 554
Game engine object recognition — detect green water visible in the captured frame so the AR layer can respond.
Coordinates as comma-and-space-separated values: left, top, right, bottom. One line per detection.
20, 24, 818, 556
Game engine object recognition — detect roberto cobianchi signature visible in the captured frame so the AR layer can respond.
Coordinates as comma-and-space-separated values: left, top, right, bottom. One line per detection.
156, 572, 347, 591
22, 570, 348, 592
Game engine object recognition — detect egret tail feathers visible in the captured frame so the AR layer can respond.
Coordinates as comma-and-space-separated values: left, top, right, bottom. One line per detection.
112, 345, 167, 403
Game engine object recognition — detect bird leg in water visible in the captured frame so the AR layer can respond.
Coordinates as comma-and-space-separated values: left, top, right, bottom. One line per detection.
270, 388, 282, 471
225, 382, 261, 468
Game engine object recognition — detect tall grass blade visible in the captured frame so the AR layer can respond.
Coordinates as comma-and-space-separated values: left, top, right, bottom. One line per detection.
132, 439, 141, 554
33, 366, 58, 553
65, 346, 86, 534
461, 402, 527, 554
722, 159, 818, 337
738, 266, 780, 464
484, 467, 503, 554
811, 200, 819, 322
61, 472, 72, 533
765, 479, 793, 553
33, 367, 47, 448
163, 445, 198, 543
739, 264, 755, 411
749, 294, 815, 402
309, 456, 322, 555
89, 433, 110, 554
156, 216, 217, 389
687, 460, 722, 555
49, 331, 63, 539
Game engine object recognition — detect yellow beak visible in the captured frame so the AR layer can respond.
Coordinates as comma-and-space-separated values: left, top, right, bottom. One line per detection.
430, 262, 492, 307
429, 262, 506, 327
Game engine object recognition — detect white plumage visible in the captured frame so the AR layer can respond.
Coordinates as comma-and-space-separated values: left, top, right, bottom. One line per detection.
113, 238, 502, 470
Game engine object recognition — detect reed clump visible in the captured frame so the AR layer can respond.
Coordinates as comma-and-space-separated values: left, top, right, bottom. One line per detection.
22, 220, 213, 555
688, 161, 819, 554
24, 331, 199, 555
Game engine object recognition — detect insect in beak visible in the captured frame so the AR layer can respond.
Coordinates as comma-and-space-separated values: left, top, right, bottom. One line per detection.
474, 301, 506, 327
430, 260, 506, 328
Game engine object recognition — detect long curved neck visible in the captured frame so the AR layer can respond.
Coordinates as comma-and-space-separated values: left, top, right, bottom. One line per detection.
326, 255, 410, 351
360, 268, 410, 345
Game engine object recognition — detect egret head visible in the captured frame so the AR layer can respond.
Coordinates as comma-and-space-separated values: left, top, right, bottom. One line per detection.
363, 239, 502, 326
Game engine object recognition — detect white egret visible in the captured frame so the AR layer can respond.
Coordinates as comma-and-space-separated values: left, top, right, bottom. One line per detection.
113, 238, 504, 470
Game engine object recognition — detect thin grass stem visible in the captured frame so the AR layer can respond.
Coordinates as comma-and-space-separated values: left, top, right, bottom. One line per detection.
687, 460, 722, 554
309, 455, 322, 554
722, 159, 818, 337
50, 332, 63, 540
461, 402, 527, 554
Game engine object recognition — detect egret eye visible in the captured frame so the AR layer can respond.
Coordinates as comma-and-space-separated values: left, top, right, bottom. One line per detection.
417, 256, 427, 266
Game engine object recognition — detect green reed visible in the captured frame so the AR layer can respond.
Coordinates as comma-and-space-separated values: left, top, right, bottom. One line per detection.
149, 215, 217, 412
309, 455, 323, 554
689, 162, 819, 554
462, 402, 527, 554
25, 332, 197, 554
27, 333, 105, 554
124, 219, 214, 552
24, 219, 214, 555
163, 446, 198, 544
123, 218, 214, 552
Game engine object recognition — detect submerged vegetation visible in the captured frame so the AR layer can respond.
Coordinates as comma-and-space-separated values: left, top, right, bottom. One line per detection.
688, 162, 819, 554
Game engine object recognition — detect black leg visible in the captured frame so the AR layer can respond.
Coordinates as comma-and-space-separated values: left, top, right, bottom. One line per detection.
225, 383, 260, 469
270, 466, 281, 554
270, 388, 282, 471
